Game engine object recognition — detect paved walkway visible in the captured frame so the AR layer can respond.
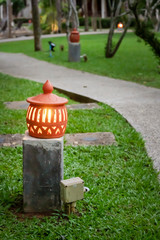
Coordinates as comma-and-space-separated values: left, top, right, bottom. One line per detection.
0, 30, 107, 42
0, 52, 160, 172
0, 29, 133, 43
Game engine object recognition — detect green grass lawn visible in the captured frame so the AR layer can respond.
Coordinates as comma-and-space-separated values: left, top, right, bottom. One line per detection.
0, 73, 160, 239
0, 32, 160, 88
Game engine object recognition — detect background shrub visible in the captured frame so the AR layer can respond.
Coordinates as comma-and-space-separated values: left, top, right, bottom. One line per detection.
79, 17, 110, 29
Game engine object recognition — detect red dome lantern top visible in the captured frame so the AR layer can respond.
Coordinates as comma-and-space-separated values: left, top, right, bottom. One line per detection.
69, 28, 80, 43
27, 80, 68, 106
71, 28, 78, 34
26, 80, 68, 139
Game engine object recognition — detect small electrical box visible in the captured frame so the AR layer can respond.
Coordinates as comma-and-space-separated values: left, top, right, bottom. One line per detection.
60, 177, 84, 203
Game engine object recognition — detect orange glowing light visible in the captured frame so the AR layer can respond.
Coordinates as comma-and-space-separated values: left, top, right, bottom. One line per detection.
118, 22, 123, 29
51, 22, 58, 32
26, 80, 68, 139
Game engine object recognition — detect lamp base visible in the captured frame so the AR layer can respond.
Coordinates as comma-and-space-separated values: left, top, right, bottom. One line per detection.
23, 131, 63, 212
68, 42, 80, 62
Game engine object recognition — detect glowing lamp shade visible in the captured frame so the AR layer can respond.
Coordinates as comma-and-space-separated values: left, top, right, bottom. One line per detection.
117, 22, 123, 29
26, 80, 68, 139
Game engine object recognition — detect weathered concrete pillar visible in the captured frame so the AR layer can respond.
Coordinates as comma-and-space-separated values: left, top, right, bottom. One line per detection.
68, 42, 80, 62
23, 131, 63, 212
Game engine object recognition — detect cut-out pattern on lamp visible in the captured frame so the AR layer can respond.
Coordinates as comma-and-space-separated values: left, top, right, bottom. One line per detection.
26, 80, 68, 138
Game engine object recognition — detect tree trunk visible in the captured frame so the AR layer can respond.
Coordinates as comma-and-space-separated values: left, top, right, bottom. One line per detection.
56, 0, 62, 33
99, 17, 102, 30
101, 0, 107, 18
70, 0, 77, 29
83, 0, 89, 31
92, 0, 97, 31
106, 20, 131, 57
105, 18, 115, 57
31, 0, 41, 51
66, 0, 70, 40
7, 0, 12, 38
105, 2, 115, 57
155, 9, 160, 32
105, 0, 130, 58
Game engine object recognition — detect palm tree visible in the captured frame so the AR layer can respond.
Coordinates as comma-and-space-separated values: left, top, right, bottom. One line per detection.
92, 0, 97, 31
7, 0, 12, 38
69, 0, 78, 28
101, 0, 107, 18
55, 0, 62, 33
31, 0, 42, 51
83, 0, 89, 31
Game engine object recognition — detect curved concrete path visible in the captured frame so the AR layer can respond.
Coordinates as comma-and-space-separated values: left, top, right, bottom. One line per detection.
0, 29, 133, 43
0, 52, 160, 171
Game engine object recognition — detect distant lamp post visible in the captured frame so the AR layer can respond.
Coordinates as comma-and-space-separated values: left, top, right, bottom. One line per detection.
69, 28, 80, 62
26, 80, 68, 139
117, 22, 123, 29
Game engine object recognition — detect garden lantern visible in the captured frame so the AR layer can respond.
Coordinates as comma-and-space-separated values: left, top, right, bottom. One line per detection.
69, 28, 80, 62
69, 28, 80, 43
117, 22, 123, 29
26, 80, 68, 139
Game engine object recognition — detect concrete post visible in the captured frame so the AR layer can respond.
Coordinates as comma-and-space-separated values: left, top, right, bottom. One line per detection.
23, 131, 63, 212
68, 42, 80, 62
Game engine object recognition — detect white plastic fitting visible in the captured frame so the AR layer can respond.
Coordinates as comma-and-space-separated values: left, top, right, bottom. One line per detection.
84, 187, 90, 192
